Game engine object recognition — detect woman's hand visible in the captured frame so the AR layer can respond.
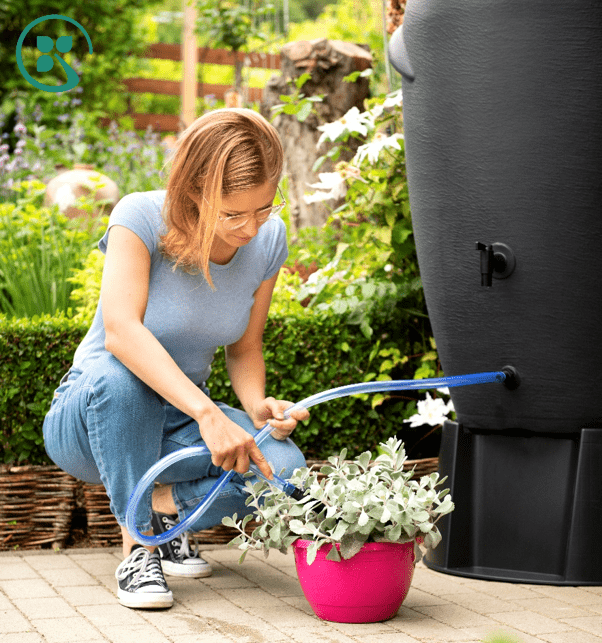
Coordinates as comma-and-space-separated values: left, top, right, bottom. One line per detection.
199, 407, 275, 479
249, 397, 310, 440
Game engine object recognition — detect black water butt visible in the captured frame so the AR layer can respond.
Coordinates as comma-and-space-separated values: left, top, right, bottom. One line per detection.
389, 0, 602, 584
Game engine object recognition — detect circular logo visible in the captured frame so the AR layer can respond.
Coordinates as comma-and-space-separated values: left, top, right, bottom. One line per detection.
16, 15, 93, 93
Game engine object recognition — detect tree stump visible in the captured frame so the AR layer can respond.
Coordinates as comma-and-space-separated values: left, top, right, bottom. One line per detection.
261, 39, 372, 232
386, 0, 406, 35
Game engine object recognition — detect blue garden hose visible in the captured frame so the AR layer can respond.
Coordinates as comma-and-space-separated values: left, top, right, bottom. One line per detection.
126, 370, 507, 545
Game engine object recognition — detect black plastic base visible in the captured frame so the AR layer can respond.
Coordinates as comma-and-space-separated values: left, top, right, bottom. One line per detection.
424, 422, 602, 585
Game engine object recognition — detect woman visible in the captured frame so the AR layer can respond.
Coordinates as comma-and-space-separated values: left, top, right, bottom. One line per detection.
42, 108, 309, 610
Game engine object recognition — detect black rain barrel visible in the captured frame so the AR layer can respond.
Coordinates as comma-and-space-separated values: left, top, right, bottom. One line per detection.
389, 0, 602, 584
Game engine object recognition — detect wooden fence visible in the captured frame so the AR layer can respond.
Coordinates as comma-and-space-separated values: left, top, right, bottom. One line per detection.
101, 43, 281, 133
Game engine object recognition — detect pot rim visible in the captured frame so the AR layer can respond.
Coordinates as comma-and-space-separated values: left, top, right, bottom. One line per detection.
292, 538, 415, 551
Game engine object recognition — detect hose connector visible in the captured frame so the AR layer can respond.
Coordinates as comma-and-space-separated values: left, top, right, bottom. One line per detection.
501, 365, 521, 390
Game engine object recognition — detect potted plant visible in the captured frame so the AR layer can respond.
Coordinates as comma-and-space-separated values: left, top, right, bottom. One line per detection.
223, 436, 454, 623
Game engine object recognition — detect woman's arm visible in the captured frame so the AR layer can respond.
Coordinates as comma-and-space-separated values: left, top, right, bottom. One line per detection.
101, 224, 274, 478
226, 271, 309, 439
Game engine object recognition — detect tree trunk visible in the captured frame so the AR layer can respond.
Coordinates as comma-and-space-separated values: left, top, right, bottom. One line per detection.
386, 0, 406, 35
261, 39, 372, 233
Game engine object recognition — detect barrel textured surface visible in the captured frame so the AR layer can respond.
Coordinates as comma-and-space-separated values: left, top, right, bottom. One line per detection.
393, 0, 602, 432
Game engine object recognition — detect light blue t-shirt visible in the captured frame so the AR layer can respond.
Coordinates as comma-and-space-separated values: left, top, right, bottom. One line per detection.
70, 190, 288, 386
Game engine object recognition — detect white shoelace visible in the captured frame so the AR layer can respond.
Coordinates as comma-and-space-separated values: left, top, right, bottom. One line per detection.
115, 547, 166, 590
162, 514, 200, 560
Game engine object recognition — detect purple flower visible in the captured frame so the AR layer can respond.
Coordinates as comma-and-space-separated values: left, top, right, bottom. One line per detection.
14, 122, 27, 136
57, 114, 70, 123
71, 98, 82, 107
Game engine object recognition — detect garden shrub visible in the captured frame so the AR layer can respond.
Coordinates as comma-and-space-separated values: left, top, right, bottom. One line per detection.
0, 181, 105, 317
0, 313, 88, 465
0, 299, 434, 465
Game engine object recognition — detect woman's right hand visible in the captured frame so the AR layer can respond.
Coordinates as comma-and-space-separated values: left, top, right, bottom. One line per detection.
198, 408, 273, 480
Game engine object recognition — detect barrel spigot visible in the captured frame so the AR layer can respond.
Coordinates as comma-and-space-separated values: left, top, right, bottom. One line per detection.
476, 241, 516, 287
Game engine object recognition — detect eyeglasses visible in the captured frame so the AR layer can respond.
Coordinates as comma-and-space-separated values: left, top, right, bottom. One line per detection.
217, 186, 286, 231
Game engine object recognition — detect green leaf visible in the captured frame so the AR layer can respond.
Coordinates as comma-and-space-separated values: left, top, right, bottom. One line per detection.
296, 101, 313, 122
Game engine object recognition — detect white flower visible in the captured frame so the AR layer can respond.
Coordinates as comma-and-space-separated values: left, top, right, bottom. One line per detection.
370, 103, 385, 119
407, 392, 454, 428
383, 88, 403, 108
303, 171, 347, 203
355, 132, 404, 165
317, 106, 372, 147
338, 164, 366, 182
54, 184, 77, 212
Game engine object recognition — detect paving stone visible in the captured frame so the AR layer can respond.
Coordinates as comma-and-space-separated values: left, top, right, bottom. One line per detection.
175, 581, 224, 605
0, 578, 57, 600
359, 634, 425, 643
23, 554, 80, 570
0, 608, 33, 633
439, 590, 516, 615
475, 582, 547, 601
29, 616, 104, 642
411, 568, 477, 597
65, 553, 121, 577
279, 595, 315, 615
36, 567, 98, 587
101, 624, 172, 643
404, 587, 452, 608
0, 563, 40, 581
247, 604, 320, 627
490, 609, 574, 635
414, 603, 500, 628
199, 568, 258, 590
288, 625, 374, 643
388, 616, 473, 641
560, 615, 602, 636
0, 590, 13, 609
77, 602, 150, 627
462, 624, 552, 643
139, 608, 214, 637
12, 596, 78, 620
512, 596, 594, 619
531, 586, 602, 607
219, 586, 292, 608
328, 621, 401, 636
231, 564, 305, 597
0, 633, 46, 643
170, 634, 244, 643
539, 631, 602, 643
57, 584, 116, 605
184, 597, 257, 624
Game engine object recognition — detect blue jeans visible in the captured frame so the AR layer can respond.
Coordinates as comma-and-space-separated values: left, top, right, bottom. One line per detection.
43, 352, 306, 533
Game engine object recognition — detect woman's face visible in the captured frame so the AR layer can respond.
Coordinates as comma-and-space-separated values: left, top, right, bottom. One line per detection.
212, 181, 279, 249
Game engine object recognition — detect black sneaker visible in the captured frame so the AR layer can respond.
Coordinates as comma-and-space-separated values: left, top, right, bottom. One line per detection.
115, 544, 173, 609
151, 511, 213, 578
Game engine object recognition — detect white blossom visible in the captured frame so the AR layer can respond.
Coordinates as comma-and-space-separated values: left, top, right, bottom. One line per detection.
407, 392, 454, 428
303, 172, 347, 203
383, 88, 403, 108
316, 106, 372, 147
355, 131, 404, 165
54, 184, 77, 213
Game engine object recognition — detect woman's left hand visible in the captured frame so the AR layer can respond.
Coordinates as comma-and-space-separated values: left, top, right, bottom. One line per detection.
250, 397, 310, 440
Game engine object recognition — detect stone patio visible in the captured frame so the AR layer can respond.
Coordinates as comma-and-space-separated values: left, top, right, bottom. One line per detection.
1, 546, 602, 643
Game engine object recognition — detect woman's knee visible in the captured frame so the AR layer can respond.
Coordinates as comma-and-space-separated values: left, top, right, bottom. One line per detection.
264, 437, 306, 479
90, 352, 164, 416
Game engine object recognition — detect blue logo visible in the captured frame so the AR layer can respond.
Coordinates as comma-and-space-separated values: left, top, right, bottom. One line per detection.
16, 15, 93, 93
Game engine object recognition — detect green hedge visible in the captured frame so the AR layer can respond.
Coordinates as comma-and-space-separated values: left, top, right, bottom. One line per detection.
1, 309, 429, 466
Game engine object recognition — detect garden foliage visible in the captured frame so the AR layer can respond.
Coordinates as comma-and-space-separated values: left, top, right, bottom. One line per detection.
0, 181, 104, 317
224, 436, 454, 565
1, 303, 430, 465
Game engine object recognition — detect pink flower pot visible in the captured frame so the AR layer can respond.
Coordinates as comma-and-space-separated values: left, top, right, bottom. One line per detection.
292, 539, 416, 623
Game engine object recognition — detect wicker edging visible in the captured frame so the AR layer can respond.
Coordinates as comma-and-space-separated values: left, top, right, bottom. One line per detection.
0, 465, 79, 550
1, 457, 439, 550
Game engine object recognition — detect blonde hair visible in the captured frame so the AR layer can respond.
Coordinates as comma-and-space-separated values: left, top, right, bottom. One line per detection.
160, 108, 284, 288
